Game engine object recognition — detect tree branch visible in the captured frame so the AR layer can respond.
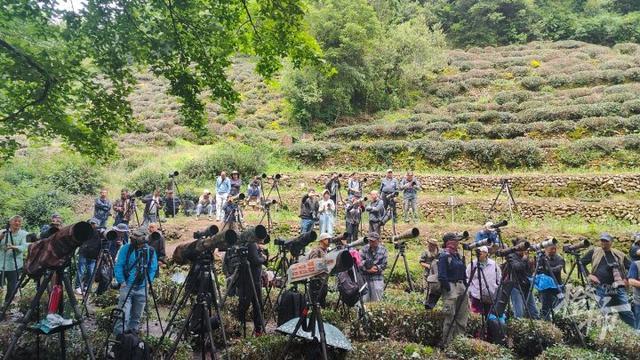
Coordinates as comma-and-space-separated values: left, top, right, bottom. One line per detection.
241, 0, 262, 42
0, 37, 53, 123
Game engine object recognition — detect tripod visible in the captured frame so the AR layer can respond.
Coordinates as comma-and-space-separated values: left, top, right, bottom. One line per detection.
382, 197, 398, 236
221, 204, 244, 232
488, 179, 517, 221
80, 242, 116, 316
168, 174, 184, 218
562, 251, 593, 310
264, 245, 292, 325
384, 243, 414, 292
160, 253, 228, 360
259, 201, 275, 233
280, 279, 329, 360
103, 246, 164, 356
1, 225, 22, 298
2, 265, 95, 360
221, 248, 265, 338
263, 177, 284, 210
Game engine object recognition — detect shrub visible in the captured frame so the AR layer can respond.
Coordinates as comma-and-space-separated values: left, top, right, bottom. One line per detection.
126, 168, 169, 194
412, 140, 463, 165
223, 334, 340, 360
536, 345, 617, 360
46, 160, 102, 195
507, 319, 563, 358
16, 186, 73, 231
287, 142, 339, 164
182, 144, 267, 179
350, 340, 439, 360
622, 99, 640, 116
586, 323, 640, 360
446, 336, 514, 360
499, 140, 544, 168
521, 77, 546, 91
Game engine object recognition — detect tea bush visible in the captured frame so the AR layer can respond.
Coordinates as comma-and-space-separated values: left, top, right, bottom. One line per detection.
586, 323, 640, 360
536, 345, 617, 360
507, 319, 563, 358
446, 336, 514, 360
182, 144, 267, 180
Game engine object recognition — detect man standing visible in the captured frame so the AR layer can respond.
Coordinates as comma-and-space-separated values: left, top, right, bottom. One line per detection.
215, 171, 231, 222
299, 190, 319, 233
379, 169, 398, 210
325, 173, 341, 206
365, 191, 385, 234
345, 197, 364, 243
438, 232, 468, 346
229, 170, 242, 197
400, 171, 420, 223
475, 222, 501, 246
94, 189, 112, 227
347, 173, 362, 201
630, 233, 640, 262
113, 229, 158, 336
196, 189, 214, 220
628, 255, 640, 331
39, 213, 63, 239
76, 218, 101, 295
420, 238, 442, 310
581, 233, 635, 328
234, 238, 267, 336
0, 215, 28, 305
537, 243, 565, 320
163, 189, 181, 218
506, 237, 539, 319
359, 232, 388, 302
142, 189, 163, 226
307, 233, 331, 307
113, 189, 131, 226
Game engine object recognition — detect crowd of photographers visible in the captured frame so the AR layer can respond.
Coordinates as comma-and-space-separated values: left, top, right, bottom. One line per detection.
1, 168, 640, 351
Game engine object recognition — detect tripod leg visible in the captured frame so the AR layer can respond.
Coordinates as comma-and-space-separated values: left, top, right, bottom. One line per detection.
313, 305, 329, 360
203, 302, 218, 360
146, 271, 165, 334
167, 302, 197, 360
159, 287, 192, 344
488, 183, 505, 216
0, 270, 28, 319
245, 262, 265, 333
4, 271, 53, 359
383, 252, 401, 291
61, 273, 96, 360
401, 252, 414, 292
81, 253, 104, 316
207, 265, 228, 352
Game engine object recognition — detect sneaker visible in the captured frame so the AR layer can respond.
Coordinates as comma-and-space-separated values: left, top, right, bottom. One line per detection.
208, 217, 213, 221
74, 288, 83, 296
46, 313, 73, 327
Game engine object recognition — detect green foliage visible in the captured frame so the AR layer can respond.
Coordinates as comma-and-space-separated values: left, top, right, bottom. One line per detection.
284, 1, 445, 128
536, 345, 617, 360
586, 323, 640, 360
45, 158, 102, 195
126, 168, 168, 194
507, 319, 563, 358
350, 340, 438, 359
446, 336, 515, 360
182, 144, 267, 181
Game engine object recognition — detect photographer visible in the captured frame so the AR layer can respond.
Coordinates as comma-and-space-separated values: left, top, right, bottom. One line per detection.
299, 190, 319, 234
475, 222, 501, 246
163, 189, 181, 218
536, 243, 564, 321
438, 232, 468, 346
628, 256, 640, 331
230, 170, 242, 197
347, 173, 362, 200
75, 218, 102, 296
379, 169, 398, 210
233, 239, 267, 336
580, 233, 635, 328
223, 196, 242, 231
318, 190, 335, 236
247, 177, 262, 206
365, 191, 385, 234
142, 189, 163, 226
359, 232, 387, 302
146, 223, 166, 265
307, 233, 331, 307
400, 172, 420, 223
113, 229, 158, 336
113, 189, 131, 226
215, 171, 231, 222
466, 246, 501, 315
39, 213, 63, 239
94, 189, 112, 227
0, 215, 28, 305
505, 237, 539, 319
325, 172, 341, 206
419, 238, 441, 310
109, 223, 130, 258
196, 189, 214, 220
345, 196, 364, 243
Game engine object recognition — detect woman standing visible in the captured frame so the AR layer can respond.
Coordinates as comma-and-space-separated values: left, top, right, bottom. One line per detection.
318, 190, 335, 236
466, 246, 501, 315
0, 215, 28, 305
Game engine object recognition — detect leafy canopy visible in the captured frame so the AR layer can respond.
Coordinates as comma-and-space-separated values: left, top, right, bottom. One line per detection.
0, 0, 319, 160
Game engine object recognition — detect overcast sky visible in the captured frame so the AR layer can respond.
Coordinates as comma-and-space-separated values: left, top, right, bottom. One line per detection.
56, 0, 85, 12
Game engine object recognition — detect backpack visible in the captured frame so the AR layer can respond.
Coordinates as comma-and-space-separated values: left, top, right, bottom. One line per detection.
114, 331, 151, 360
277, 289, 306, 326
337, 270, 366, 307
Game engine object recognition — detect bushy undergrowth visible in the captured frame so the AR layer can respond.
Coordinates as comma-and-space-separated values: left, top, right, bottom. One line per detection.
536, 345, 618, 360
182, 145, 267, 180
446, 336, 514, 360
507, 319, 564, 358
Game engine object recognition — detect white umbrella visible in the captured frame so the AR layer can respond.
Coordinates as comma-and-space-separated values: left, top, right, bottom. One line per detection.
276, 317, 353, 351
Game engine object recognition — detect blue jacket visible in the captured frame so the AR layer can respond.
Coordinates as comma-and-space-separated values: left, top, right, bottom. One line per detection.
216, 177, 231, 194
114, 243, 158, 288
475, 230, 500, 245
438, 251, 466, 285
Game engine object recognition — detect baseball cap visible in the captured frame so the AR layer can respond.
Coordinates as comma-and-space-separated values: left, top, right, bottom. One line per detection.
443, 232, 462, 242
367, 232, 380, 241
478, 246, 489, 253
599, 233, 614, 242
427, 238, 438, 246
484, 221, 494, 229
113, 223, 130, 232
386, 169, 393, 173
319, 233, 332, 241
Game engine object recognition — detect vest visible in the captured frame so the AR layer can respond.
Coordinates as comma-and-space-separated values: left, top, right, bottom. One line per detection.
592, 247, 626, 275
633, 260, 640, 304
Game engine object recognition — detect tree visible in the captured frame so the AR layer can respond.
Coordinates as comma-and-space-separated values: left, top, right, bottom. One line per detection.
0, 0, 319, 160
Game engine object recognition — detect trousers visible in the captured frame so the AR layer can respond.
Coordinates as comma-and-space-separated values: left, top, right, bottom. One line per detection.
442, 282, 469, 346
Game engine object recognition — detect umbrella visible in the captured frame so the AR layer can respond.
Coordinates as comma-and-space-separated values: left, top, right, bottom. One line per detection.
276, 317, 353, 351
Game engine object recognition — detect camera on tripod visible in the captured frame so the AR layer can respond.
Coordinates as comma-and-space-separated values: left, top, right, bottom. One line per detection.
384, 191, 399, 201
262, 173, 282, 180
130, 190, 143, 199
168, 171, 179, 178
261, 198, 277, 208
391, 228, 420, 249
229, 193, 246, 204
563, 238, 590, 254
530, 237, 558, 252
496, 241, 530, 257
462, 238, 491, 251
489, 220, 508, 230
274, 231, 317, 257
